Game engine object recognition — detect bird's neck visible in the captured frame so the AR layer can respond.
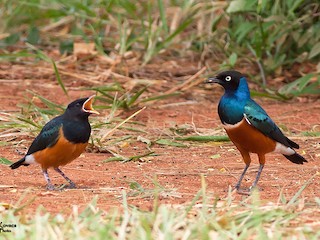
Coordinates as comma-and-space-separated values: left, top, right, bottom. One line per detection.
218, 78, 251, 125
61, 113, 91, 143
225, 77, 250, 100
63, 112, 89, 122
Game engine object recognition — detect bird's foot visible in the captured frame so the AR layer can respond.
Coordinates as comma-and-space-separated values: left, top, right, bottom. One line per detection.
66, 182, 76, 189
58, 182, 77, 190
234, 184, 241, 191
234, 184, 249, 194
236, 187, 251, 195
235, 186, 261, 195
46, 184, 56, 191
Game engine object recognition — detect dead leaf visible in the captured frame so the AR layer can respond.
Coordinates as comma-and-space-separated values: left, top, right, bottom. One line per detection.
0, 202, 12, 210
74, 42, 97, 58
119, 141, 129, 148
39, 191, 59, 196
137, 136, 152, 146
210, 154, 221, 159
0, 185, 15, 188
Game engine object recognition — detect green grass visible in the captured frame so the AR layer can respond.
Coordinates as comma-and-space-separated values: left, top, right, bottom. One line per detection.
224, 0, 320, 84
1, 177, 319, 239
0, 2, 319, 238
0, 0, 319, 97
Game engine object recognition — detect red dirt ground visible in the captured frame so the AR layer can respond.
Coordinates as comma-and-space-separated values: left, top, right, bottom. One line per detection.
0, 60, 319, 215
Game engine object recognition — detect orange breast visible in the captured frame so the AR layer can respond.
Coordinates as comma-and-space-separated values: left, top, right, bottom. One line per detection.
224, 118, 276, 154
33, 128, 88, 170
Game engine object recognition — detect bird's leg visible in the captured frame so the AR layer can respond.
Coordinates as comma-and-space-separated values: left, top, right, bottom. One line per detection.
42, 169, 55, 190
54, 167, 76, 189
235, 164, 250, 190
235, 149, 251, 191
250, 154, 266, 191
250, 164, 264, 191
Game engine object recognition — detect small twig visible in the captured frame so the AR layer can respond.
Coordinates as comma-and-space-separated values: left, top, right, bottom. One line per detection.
191, 113, 202, 136
41, 16, 75, 32
165, 66, 207, 94
39, 67, 102, 85
181, 76, 206, 92
100, 106, 146, 142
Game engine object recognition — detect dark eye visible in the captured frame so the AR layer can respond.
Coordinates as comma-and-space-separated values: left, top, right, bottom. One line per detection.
75, 102, 81, 107
225, 76, 231, 81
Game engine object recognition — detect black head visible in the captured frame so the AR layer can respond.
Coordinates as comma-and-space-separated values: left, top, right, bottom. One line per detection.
206, 70, 245, 91
65, 95, 99, 119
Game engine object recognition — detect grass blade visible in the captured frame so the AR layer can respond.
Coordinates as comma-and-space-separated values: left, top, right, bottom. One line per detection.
287, 173, 315, 206
52, 59, 68, 97
158, 0, 168, 33
127, 86, 148, 107
27, 91, 65, 111
0, 157, 13, 165
175, 135, 230, 142
156, 139, 187, 147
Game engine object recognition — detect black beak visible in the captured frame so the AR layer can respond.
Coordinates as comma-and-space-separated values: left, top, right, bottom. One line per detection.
205, 77, 220, 84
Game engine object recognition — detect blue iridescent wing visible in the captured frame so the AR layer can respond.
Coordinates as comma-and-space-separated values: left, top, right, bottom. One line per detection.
244, 100, 298, 148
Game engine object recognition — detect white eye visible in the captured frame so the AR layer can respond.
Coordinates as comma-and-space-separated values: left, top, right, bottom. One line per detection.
225, 76, 231, 81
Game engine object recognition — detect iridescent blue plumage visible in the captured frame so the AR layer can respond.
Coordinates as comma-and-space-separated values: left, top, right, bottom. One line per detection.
218, 76, 297, 149
207, 70, 307, 193
244, 100, 299, 149
218, 77, 250, 125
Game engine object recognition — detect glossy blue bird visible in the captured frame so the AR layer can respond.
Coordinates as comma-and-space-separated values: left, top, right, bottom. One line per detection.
207, 70, 307, 192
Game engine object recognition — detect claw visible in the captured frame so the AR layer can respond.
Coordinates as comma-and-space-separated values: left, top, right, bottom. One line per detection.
66, 183, 76, 189
236, 188, 251, 195
46, 184, 55, 191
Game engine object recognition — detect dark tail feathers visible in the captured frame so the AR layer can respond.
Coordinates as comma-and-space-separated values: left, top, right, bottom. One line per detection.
10, 157, 29, 169
283, 152, 307, 165
286, 137, 299, 149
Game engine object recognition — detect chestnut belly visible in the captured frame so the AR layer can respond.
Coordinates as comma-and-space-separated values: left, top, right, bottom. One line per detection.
224, 118, 276, 154
33, 129, 88, 170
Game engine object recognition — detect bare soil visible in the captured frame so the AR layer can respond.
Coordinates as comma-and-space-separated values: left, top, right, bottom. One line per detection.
0, 58, 319, 215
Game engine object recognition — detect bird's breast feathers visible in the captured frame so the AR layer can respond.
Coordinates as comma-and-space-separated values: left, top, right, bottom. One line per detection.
223, 115, 295, 156
224, 117, 277, 154
218, 99, 245, 125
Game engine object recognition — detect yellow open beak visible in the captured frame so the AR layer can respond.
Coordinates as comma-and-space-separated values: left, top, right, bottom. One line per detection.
83, 95, 100, 115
